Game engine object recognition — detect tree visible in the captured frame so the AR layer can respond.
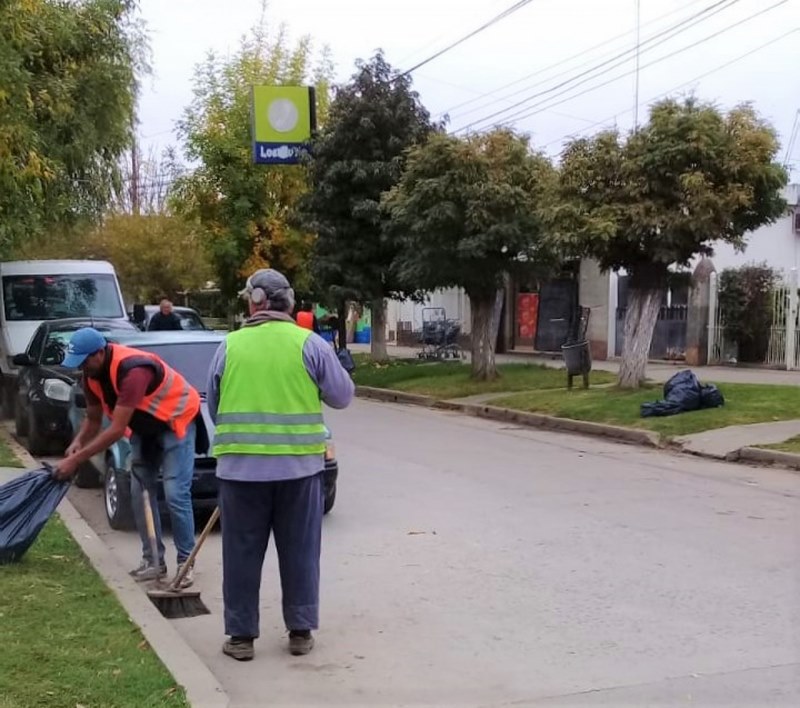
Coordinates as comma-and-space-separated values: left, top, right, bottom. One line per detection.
302, 52, 436, 360
718, 263, 778, 363
14, 213, 212, 304
556, 98, 788, 388
384, 129, 557, 380
0, 0, 145, 255
171, 20, 333, 310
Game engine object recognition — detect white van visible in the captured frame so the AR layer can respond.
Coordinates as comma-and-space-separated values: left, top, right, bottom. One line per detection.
0, 260, 128, 414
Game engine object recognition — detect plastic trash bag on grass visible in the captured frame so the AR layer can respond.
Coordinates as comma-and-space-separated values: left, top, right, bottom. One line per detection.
0, 467, 70, 564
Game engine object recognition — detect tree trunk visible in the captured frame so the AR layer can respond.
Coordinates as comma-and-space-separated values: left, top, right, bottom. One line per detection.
470, 293, 498, 381
370, 297, 388, 362
618, 275, 666, 389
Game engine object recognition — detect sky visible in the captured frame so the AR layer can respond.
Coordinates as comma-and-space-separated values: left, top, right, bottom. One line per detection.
135, 0, 800, 175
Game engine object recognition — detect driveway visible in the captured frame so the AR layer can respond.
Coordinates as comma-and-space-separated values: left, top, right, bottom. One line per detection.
67, 399, 800, 707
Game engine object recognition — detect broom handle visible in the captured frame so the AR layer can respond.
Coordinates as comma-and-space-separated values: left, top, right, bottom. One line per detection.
169, 506, 220, 590
141, 487, 160, 571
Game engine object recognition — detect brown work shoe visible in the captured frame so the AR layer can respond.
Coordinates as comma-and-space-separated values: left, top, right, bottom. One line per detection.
288, 630, 314, 656
222, 636, 254, 661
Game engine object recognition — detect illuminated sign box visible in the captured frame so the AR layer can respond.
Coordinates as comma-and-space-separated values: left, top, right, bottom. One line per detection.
251, 85, 317, 165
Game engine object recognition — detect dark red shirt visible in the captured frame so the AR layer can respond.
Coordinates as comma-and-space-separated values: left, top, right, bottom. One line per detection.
84, 367, 155, 409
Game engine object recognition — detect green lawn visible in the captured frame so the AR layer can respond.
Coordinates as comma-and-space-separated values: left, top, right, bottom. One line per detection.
759, 435, 800, 454
353, 357, 616, 399
0, 517, 188, 708
493, 383, 800, 439
0, 437, 23, 467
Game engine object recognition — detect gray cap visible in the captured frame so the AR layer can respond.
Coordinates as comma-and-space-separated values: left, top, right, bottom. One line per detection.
238, 268, 291, 299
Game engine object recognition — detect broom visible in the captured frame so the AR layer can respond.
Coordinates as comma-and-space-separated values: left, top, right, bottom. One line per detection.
147, 506, 219, 619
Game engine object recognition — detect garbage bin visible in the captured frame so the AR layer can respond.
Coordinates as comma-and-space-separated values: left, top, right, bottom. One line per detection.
561, 340, 592, 389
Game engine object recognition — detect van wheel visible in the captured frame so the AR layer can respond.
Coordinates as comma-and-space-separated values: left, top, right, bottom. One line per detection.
1, 378, 15, 420
14, 398, 28, 437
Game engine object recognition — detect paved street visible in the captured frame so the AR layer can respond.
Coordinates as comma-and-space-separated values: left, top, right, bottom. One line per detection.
66, 399, 800, 707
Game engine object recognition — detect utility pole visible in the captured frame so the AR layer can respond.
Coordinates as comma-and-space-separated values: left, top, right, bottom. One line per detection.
633, 0, 642, 130
130, 126, 140, 215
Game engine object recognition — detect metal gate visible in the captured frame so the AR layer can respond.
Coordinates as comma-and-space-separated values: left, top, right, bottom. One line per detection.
534, 279, 578, 352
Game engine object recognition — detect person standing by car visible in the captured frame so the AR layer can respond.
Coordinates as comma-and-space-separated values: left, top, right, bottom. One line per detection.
148, 299, 183, 331
295, 301, 320, 334
207, 268, 354, 662
54, 327, 200, 586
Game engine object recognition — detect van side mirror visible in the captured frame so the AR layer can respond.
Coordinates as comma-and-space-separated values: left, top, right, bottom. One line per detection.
132, 303, 146, 326
13, 353, 32, 366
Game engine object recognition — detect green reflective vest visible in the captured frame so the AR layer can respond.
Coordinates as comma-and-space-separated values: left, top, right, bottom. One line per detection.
212, 321, 326, 457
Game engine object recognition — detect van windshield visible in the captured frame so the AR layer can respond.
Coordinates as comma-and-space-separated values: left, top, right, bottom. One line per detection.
2, 274, 123, 321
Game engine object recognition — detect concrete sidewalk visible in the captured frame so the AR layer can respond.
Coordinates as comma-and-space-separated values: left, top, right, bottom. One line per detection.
351, 343, 800, 386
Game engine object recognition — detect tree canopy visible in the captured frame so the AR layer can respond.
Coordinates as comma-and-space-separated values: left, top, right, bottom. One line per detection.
302, 51, 436, 359
384, 129, 557, 379
171, 22, 333, 306
556, 97, 788, 386
0, 0, 145, 254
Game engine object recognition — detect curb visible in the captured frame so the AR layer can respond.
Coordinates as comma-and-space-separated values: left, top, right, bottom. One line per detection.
355, 386, 660, 448
737, 446, 800, 471
2, 432, 229, 708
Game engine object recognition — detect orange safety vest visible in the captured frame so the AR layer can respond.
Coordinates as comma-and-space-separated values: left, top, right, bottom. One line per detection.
296, 311, 314, 331
85, 344, 200, 439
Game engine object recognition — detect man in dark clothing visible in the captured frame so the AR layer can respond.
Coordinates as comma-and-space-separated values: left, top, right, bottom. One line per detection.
148, 299, 183, 331
54, 327, 199, 586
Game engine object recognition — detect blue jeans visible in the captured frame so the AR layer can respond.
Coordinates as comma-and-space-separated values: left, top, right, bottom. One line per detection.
130, 423, 196, 565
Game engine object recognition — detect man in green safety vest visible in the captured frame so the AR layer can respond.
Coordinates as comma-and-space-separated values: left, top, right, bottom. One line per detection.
207, 268, 354, 662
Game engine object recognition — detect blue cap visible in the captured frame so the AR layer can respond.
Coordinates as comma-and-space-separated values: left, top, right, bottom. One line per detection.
62, 327, 107, 369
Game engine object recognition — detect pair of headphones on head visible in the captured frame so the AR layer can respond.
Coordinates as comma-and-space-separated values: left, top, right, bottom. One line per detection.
249, 286, 267, 305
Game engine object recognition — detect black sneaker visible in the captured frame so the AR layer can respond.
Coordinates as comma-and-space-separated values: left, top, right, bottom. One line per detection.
288, 630, 314, 656
222, 636, 254, 661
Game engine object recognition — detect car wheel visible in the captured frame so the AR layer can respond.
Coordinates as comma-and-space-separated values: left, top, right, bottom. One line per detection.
26, 408, 50, 457
104, 460, 135, 531
323, 481, 336, 515
74, 461, 102, 489
14, 397, 28, 437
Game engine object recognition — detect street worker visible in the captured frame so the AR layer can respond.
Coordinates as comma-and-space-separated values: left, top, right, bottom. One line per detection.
55, 327, 199, 586
296, 301, 320, 333
207, 268, 354, 661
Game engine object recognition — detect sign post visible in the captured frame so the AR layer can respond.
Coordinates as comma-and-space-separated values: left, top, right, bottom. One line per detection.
251, 86, 316, 165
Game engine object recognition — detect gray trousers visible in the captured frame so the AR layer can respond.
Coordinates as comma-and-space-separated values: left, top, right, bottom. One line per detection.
219, 473, 323, 639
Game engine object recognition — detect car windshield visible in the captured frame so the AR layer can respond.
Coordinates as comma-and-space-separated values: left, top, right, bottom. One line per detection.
41, 326, 134, 366
3, 274, 123, 321
136, 342, 220, 394
177, 312, 205, 331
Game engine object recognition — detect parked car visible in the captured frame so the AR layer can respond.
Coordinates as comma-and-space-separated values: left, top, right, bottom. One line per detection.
12, 317, 139, 460
131, 305, 209, 332
67, 331, 339, 530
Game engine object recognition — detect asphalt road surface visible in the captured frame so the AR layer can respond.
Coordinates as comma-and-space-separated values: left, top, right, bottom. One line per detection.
66, 399, 800, 707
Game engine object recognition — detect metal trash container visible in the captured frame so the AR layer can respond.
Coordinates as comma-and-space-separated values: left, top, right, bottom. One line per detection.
561, 340, 592, 389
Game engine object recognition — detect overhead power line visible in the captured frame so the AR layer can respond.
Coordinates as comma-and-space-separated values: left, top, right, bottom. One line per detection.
783, 109, 800, 166
453, 0, 743, 132
455, 0, 786, 133
540, 27, 800, 152
439, 0, 710, 119
398, 0, 536, 77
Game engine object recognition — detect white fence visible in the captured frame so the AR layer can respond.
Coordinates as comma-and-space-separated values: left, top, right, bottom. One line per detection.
708, 269, 800, 369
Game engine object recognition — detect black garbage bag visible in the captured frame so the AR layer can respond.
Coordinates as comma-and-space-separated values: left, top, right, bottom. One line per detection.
700, 383, 725, 409
0, 467, 70, 564
641, 369, 721, 418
